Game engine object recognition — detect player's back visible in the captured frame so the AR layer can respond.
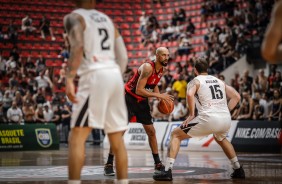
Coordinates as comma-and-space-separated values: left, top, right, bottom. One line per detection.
72, 8, 117, 76
194, 75, 230, 116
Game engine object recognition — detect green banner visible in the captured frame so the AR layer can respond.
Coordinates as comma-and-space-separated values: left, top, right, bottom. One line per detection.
0, 124, 59, 151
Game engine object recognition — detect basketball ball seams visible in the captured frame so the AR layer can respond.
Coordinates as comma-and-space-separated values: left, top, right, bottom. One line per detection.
158, 99, 174, 114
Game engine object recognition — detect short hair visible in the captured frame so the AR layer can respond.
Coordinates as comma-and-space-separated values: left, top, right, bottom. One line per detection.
194, 57, 208, 73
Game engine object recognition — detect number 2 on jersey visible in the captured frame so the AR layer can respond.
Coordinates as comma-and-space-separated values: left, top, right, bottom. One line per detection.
98, 28, 110, 50
209, 85, 223, 99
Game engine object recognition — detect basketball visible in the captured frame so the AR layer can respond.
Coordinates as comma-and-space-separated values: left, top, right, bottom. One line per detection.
158, 99, 174, 114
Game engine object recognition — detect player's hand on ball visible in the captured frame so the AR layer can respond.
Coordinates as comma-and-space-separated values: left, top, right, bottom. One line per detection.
160, 93, 174, 102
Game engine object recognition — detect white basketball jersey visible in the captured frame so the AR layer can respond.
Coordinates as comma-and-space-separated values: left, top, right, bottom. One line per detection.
72, 9, 117, 76
193, 75, 230, 115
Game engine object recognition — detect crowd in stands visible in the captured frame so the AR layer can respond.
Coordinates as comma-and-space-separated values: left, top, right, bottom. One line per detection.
0, 1, 280, 146
140, 0, 275, 74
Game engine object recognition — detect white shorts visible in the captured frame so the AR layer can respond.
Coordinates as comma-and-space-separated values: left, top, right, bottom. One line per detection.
70, 68, 128, 134
180, 114, 231, 141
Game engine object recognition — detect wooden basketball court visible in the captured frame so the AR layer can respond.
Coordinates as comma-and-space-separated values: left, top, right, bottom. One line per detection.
0, 144, 281, 183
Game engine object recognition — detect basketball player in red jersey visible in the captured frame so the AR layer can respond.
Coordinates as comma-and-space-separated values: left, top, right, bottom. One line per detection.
104, 47, 174, 176
261, 0, 282, 64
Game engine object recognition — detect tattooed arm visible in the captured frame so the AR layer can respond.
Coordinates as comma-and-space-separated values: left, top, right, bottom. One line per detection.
63, 13, 85, 103
186, 79, 200, 117
135, 63, 157, 98
182, 79, 199, 127
63, 13, 85, 80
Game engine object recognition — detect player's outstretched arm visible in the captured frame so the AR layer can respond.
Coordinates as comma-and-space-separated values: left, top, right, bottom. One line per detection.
261, 1, 282, 64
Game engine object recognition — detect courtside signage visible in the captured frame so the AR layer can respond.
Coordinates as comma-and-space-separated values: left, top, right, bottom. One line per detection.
232, 121, 281, 153
103, 122, 168, 150
0, 124, 59, 151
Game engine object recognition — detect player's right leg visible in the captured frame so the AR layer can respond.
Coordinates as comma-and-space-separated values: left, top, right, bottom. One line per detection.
214, 137, 245, 179
68, 127, 92, 182
107, 131, 128, 182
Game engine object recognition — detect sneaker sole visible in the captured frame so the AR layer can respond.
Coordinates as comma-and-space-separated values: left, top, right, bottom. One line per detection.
104, 173, 115, 176
153, 177, 173, 181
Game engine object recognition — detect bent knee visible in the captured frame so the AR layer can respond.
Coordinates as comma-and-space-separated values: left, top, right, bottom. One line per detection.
171, 127, 188, 140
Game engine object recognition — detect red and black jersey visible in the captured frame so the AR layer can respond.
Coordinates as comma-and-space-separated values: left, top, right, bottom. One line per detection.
125, 60, 164, 101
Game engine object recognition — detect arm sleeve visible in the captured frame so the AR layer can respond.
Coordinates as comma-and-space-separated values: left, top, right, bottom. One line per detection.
115, 36, 128, 74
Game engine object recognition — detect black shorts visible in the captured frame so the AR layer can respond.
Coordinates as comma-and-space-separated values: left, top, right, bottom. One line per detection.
125, 92, 152, 125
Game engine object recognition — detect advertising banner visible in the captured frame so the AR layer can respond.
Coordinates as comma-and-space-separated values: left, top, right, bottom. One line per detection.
0, 124, 59, 151
231, 121, 281, 153
103, 122, 168, 150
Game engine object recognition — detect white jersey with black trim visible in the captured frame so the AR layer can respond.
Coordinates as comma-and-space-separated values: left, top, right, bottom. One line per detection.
193, 75, 230, 115
72, 8, 118, 76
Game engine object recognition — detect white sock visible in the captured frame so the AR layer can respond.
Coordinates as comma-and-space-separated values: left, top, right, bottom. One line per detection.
115, 179, 129, 184
165, 157, 175, 171
68, 180, 81, 184
230, 157, 240, 169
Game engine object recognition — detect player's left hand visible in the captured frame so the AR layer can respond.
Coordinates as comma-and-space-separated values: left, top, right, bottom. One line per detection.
181, 115, 195, 127
66, 78, 78, 103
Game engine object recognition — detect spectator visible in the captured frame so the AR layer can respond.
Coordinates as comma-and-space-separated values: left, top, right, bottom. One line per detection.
239, 70, 253, 94
186, 18, 195, 34
35, 104, 45, 123
33, 88, 46, 105
251, 75, 263, 98
171, 10, 179, 27
260, 92, 273, 120
22, 102, 35, 124
9, 73, 18, 88
39, 15, 56, 41
61, 105, 71, 144
172, 75, 187, 100
268, 89, 281, 121
0, 55, 7, 76
35, 71, 53, 91
236, 91, 254, 120
175, 34, 192, 57
177, 8, 186, 23
252, 98, 264, 120
7, 101, 23, 124
52, 105, 61, 131
21, 15, 36, 35
13, 91, 23, 108
7, 20, 18, 44
160, 23, 174, 42
35, 56, 46, 75
139, 11, 148, 35
23, 90, 35, 106
9, 47, 20, 62
2, 91, 13, 117
60, 46, 69, 61
169, 98, 187, 121
24, 57, 36, 74
0, 102, 7, 124
258, 69, 268, 92
27, 73, 38, 94
147, 46, 156, 61
147, 12, 159, 30
6, 56, 18, 73
43, 103, 54, 124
